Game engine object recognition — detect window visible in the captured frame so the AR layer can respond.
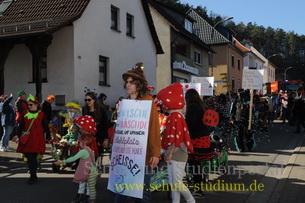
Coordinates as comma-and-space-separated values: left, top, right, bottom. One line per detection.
184, 19, 192, 33
111, 6, 119, 30
231, 78, 235, 91
126, 13, 134, 37
173, 76, 188, 83
194, 51, 201, 64
231, 54, 235, 67
99, 56, 108, 86
238, 58, 240, 70
33, 51, 47, 82
55, 95, 65, 106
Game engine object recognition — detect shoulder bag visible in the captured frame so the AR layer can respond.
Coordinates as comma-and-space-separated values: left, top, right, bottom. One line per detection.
19, 118, 36, 145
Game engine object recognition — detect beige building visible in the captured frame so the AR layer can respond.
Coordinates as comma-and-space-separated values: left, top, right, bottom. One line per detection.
148, 0, 213, 92
188, 10, 244, 94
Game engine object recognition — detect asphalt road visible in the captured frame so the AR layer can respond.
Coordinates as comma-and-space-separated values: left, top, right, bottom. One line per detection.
0, 121, 303, 203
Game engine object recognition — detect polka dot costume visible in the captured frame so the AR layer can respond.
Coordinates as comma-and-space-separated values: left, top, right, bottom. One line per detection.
161, 112, 194, 153
157, 83, 194, 154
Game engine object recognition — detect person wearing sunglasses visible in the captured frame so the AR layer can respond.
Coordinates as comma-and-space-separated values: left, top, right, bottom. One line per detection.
12, 94, 50, 185
114, 62, 161, 203
82, 91, 109, 157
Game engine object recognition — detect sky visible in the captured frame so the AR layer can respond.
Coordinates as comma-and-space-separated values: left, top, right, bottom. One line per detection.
180, 0, 305, 36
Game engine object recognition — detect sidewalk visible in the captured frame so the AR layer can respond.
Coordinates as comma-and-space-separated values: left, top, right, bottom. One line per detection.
0, 141, 53, 172
268, 134, 305, 203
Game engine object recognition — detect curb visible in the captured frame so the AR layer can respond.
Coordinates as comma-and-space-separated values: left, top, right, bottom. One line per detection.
268, 134, 305, 203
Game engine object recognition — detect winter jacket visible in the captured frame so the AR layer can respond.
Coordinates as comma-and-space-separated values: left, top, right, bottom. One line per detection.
0, 96, 16, 126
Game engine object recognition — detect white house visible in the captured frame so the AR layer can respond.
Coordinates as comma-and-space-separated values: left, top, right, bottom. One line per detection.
0, 0, 163, 109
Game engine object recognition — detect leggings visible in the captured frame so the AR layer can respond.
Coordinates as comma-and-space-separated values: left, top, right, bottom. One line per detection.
78, 169, 98, 199
25, 153, 38, 178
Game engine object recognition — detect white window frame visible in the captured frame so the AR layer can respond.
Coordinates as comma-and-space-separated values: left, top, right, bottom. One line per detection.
194, 51, 201, 65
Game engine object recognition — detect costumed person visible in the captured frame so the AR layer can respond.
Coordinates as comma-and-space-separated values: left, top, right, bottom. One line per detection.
49, 115, 61, 141
82, 92, 109, 155
156, 83, 195, 203
0, 94, 16, 152
114, 62, 161, 203
55, 115, 98, 203
61, 100, 82, 129
12, 94, 50, 185
185, 88, 213, 198
231, 89, 255, 152
60, 100, 82, 143
14, 90, 28, 127
41, 95, 55, 123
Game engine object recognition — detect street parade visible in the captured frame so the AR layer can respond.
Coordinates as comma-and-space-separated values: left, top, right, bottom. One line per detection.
1, 0, 305, 203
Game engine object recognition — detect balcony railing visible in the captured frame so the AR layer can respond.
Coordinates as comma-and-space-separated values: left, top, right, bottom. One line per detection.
173, 53, 196, 67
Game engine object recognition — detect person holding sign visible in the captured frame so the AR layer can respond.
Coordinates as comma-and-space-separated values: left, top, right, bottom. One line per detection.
113, 62, 161, 203
157, 83, 195, 203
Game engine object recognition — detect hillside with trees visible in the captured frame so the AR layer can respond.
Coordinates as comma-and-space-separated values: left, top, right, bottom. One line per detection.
156, 0, 305, 81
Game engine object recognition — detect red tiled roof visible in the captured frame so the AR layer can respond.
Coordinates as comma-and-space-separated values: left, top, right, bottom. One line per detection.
0, 0, 89, 38
233, 37, 250, 52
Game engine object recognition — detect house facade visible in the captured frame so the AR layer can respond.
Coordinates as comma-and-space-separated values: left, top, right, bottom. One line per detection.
148, 0, 213, 92
188, 10, 244, 94
0, 0, 162, 108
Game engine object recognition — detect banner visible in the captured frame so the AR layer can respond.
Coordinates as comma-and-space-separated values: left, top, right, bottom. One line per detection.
180, 83, 201, 95
107, 100, 152, 199
242, 69, 264, 90
191, 76, 214, 96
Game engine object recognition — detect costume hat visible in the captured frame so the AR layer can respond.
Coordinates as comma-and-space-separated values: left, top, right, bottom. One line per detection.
122, 62, 148, 85
47, 95, 55, 100
156, 83, 185, 110
27, 94, 39, 103
18, 90, 26, 97
0, 95, 7, 102
66, 100, 81, 110
73, 115, 97, 135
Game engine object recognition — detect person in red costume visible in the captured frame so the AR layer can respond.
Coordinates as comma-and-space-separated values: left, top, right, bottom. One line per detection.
156, 82, 195, 203
14, 90, 28, 126
12, 94, 50, 185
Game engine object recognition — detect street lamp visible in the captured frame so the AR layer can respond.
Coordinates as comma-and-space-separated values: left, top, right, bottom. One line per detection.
284, 66, 293, 81
264, 53, 278, 82
210, 17, 233, 77
267, 53, 278, 60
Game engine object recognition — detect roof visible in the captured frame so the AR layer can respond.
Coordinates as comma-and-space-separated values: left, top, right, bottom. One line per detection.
188, 10, 229, 45
0, 0, 90, 38
141, 0, 164, 54
233, 37, 251, 52
147, 0, 214, 53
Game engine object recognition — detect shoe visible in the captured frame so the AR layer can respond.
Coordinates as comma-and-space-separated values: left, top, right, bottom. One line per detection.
191, 190, 205, 197
0, 147, 7, 152
27, 177, 38, 185
88, 199, 96, 203
6, 146, 14, 151
73, 193, 85, 203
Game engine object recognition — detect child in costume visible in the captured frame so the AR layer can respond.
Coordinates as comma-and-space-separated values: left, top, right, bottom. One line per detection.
156, 83, 195, 203
55, 115, 98, 203
60, 100, 82, 129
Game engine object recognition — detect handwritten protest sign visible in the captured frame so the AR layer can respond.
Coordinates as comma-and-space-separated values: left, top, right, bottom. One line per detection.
180, 83, 201, 95
242, 69, 264, 90
191, 76, 214, 96
107, 100, 152, 199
